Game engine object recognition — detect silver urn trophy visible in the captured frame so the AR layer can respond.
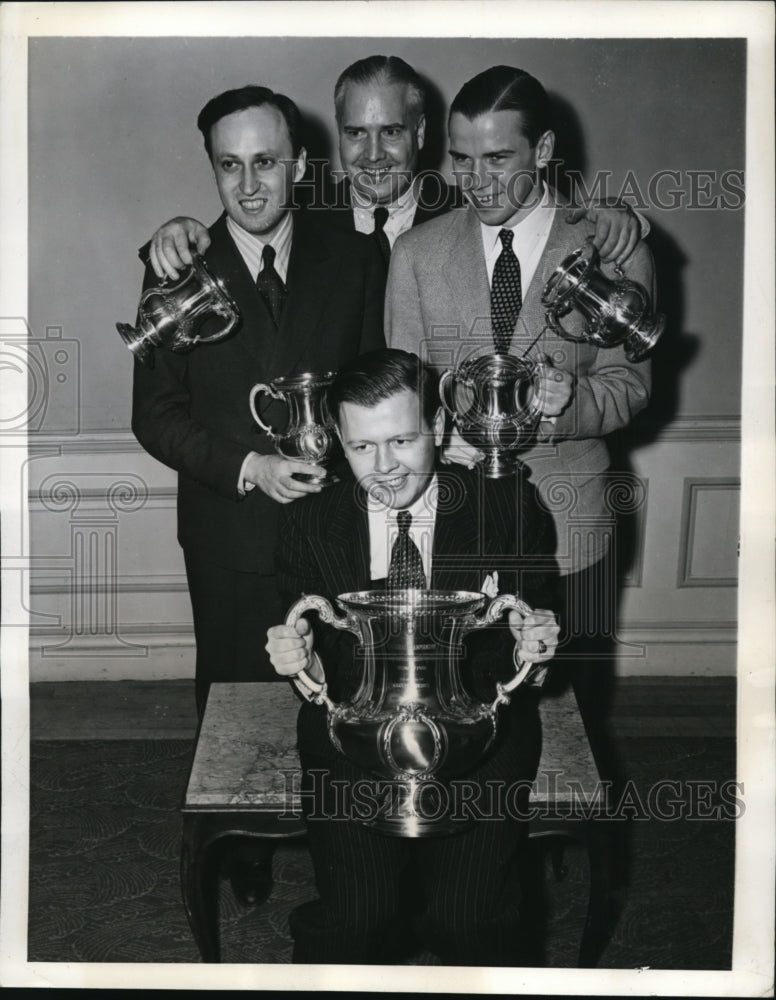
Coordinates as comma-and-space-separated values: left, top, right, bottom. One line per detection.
542, 240, 665, 361
249, 371, 339, 485
116, 255, 240, 367
287, 588, 535, 837
439, 353, 544, 478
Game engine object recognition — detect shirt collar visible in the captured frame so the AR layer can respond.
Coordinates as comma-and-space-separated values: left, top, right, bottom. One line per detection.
351, 176, 420, 218
226, 209, 293, 277
365, 473, 439, 522
479, 181, 554, 256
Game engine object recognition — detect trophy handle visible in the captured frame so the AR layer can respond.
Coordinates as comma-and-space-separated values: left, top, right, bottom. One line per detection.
249, 382, 284, 437
463, 593, 536, 709
438, 368, 458, 419
544, 307, 588, 344
283, 594, 357, 710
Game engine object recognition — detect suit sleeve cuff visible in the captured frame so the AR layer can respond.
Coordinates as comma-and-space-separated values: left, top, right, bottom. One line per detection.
290, 653, 326, 702
238, 452, 259, 496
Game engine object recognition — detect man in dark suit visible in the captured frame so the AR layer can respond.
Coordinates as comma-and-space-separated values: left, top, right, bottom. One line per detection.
131, 85, 384, 901
140, 56, 642, 281
266, 349, 560, 965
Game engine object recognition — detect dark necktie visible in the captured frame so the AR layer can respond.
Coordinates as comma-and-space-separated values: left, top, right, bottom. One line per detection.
256, 243, 286, 326
387, 510, 426, 590
490, 228, 522, 353
372, 206, 392, 267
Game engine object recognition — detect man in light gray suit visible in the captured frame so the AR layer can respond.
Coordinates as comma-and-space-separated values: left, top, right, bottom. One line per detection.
386, 65, 657, 779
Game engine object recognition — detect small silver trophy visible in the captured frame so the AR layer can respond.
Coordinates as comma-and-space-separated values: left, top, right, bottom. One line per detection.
249, 371, 339, 486
439, 353, 543, 478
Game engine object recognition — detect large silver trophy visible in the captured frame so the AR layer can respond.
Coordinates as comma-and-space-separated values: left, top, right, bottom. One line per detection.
439, 353, 544, 478
116, 255, 240, 366
249, 371, 339, 485
542, 239, 665, 361
287, 588, 535, 837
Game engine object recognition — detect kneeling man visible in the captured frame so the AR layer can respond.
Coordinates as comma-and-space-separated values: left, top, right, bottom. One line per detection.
267, 348, 560, 965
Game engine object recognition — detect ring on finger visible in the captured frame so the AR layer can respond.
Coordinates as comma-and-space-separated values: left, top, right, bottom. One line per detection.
537, 639, 548, 655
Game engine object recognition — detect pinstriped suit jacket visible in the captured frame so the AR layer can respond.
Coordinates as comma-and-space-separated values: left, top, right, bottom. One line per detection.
385, 203, 656, 574
275, 464, 558, 758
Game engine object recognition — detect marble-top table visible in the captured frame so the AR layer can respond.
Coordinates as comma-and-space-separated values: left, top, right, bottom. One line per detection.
181, 681, 608, 964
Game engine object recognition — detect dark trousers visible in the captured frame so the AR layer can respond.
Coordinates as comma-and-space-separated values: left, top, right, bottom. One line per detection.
183, 548, 284, 717
552, 551, 620, 782
292, 700, 541, 966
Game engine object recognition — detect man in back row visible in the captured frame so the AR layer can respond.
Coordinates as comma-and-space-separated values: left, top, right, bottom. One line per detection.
145, 54, 643, 280
386, 64, 658, 776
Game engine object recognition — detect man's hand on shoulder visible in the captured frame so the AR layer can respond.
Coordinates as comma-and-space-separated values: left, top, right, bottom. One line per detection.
149, 217, 211, 280
242, 452, 325, 504
565, 203, 641, 267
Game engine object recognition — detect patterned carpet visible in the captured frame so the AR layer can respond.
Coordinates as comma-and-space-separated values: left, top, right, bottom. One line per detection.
28, 733, 735, 967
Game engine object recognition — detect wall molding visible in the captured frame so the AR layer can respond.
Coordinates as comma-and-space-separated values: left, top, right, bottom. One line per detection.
677, 478, 741, 588
25, 415, 742, 457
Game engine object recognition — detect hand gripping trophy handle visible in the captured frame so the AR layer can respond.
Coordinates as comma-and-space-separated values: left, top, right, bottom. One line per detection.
463, 593, 537, 710
249, 382, 284, 438
283, 594, 358, 711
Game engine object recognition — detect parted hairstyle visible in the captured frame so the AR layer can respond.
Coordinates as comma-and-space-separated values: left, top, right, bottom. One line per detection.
197, 85, 304, 159
449, 65, 552, 146
333, 55, 426, 126
327, 349, 439, 430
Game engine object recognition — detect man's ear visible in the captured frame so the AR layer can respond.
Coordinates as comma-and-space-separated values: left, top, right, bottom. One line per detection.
432, 405, 445, 446
535, 130, 555, 170
293, 147, 308, 183
416, 114, 426, 151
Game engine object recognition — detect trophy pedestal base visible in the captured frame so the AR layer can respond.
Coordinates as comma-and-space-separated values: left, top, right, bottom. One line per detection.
479, 451, 520, 479
291, 469, 340, 487
356, 775, 474, 839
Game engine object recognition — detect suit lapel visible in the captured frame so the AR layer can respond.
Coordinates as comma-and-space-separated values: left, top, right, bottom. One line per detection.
311, 480, 371, 596
431, 470, 483, 592
270, 213, 337, 375
206, 216, 275, 370
441, 209, 492, 344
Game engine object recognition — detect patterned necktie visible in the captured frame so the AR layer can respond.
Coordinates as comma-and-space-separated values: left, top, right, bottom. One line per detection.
490, 228, 522, 353
372, 206, 392, 267
256, 243, 286, 326
387, 510, 426, 590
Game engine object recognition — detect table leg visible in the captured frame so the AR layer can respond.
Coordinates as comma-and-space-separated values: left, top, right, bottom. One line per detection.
181, 815, 223, 962
578, 817, 615, 968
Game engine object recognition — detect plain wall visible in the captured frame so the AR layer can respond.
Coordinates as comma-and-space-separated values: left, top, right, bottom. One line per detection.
25, 36, 745, 678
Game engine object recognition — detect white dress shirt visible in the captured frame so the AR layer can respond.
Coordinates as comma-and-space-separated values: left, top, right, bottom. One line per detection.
351, 180, 420, 249
480, 182, 556, 295
366, 475, 438, 585
226, 210, 293, 283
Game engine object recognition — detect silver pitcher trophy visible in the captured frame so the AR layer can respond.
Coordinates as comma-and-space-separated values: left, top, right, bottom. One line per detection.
116, 255, 240, 366
542, 239, 665, 361
286, 588, 535, 837
249, 371, 339, 485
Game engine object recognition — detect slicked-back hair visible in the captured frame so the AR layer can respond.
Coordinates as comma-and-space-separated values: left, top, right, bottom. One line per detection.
449, 66, 551, 147
197, 85, 304, 160
334, 55, 426, 126
328, 349, 439, 431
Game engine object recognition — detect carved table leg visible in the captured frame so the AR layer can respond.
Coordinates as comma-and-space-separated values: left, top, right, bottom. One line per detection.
181, 815, 223, 963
